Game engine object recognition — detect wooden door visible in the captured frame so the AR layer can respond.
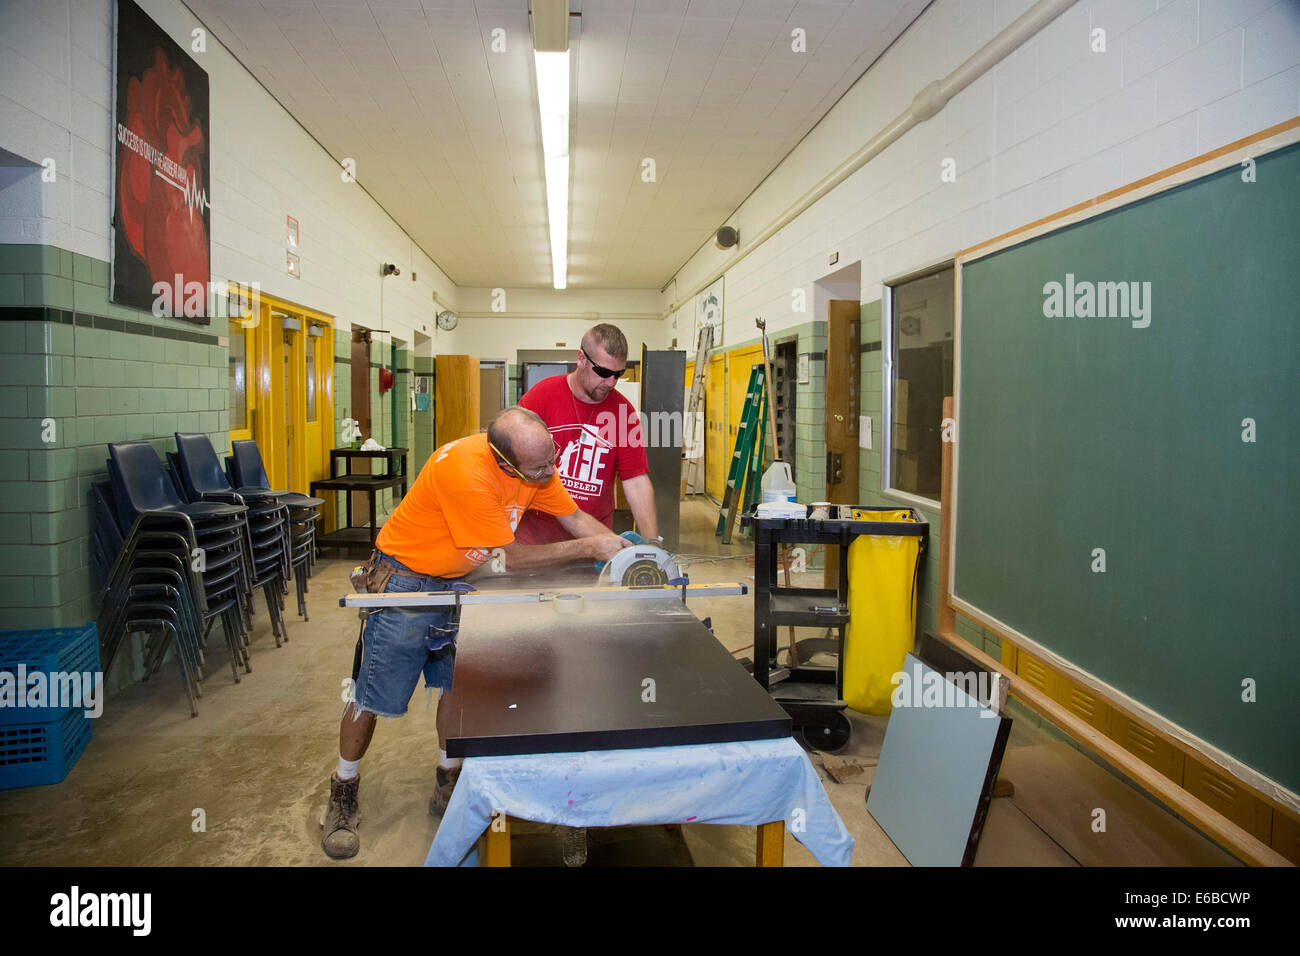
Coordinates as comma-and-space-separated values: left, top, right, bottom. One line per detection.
704, 352, 726, 499
773, 340, 796, 467
479, 365, 505, 429
436, 355, 481, 445
825, 300, 860, 500
825, 299, 860, 584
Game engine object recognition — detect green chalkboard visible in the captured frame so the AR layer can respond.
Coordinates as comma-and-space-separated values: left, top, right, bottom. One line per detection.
953, 142, 1300, 795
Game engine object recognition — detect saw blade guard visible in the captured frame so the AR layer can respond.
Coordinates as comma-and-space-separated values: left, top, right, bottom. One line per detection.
602, 544, 684, 588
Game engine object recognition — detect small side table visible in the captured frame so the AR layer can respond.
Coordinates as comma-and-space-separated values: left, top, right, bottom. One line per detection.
311, 446, 409, 552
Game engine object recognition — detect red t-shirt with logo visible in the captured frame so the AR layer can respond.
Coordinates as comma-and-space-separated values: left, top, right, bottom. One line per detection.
515, 374, 650, 544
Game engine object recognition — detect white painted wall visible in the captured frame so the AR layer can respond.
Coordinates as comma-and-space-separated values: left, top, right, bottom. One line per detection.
0, 0, 462, 338
443, 286, 667, 362
814, 264, 862, 338
5, 0, 1296, 357
664, 0, 1300, 346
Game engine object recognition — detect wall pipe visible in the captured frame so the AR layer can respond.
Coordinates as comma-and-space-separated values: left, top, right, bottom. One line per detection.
661, 0, 1078, 321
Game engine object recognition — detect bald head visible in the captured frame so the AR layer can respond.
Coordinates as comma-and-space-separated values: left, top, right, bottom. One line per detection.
487, 406, 554, 471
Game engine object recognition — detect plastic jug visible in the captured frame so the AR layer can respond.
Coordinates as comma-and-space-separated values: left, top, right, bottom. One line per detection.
761, 461, 796, 503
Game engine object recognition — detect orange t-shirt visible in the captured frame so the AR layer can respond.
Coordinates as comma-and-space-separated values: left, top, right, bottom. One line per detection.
375, 433, 577, 578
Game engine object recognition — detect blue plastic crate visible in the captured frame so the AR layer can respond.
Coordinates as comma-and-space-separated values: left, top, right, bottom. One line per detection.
0, 706, 93, 790
0, 624, 101, 725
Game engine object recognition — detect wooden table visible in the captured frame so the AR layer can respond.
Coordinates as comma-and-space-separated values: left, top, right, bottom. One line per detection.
443, 596, 794, 866
480, 815, 784, 867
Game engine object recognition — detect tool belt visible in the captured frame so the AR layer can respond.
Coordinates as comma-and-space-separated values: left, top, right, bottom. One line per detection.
351, 550, 397, 595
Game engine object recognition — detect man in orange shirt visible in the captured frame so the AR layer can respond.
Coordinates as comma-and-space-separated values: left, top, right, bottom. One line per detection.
322, 407, 629, 859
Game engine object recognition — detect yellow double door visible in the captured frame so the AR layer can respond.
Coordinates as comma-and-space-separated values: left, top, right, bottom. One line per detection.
685, 343, 765, 501
227, 290, 335, 523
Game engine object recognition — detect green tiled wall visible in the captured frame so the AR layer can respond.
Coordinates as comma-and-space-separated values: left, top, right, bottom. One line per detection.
391, 345, 411, 518
373, 339, 392, 516
411, 356, 434, 478
0, 243, 227, 648
744, 320, 826, 507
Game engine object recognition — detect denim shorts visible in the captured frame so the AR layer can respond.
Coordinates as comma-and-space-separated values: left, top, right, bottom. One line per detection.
351, 552, 458, 719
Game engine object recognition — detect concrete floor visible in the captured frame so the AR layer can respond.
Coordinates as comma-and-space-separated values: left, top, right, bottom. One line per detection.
0, 500, 1237, 866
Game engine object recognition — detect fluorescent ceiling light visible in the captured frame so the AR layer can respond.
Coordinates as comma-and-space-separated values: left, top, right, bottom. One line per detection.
535, 50, 569, 290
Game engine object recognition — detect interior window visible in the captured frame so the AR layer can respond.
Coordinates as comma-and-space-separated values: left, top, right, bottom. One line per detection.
886, 267, 954, 501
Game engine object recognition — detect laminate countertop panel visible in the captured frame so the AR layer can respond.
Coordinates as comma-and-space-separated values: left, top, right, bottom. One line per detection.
462, 562, 600, 592
443, 597, 791, 757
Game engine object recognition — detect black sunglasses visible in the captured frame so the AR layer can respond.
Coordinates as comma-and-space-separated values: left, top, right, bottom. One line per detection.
582, 347, 625, 380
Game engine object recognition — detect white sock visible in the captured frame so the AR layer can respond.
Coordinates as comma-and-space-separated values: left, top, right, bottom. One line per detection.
438, 748, 463, 770
337, 756, 361, 780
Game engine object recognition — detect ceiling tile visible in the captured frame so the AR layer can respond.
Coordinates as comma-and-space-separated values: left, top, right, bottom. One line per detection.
185, 0, 917, 287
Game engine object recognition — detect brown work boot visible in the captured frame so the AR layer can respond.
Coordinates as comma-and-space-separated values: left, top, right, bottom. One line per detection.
322, 773, 360, 859
428, 765, 460, 817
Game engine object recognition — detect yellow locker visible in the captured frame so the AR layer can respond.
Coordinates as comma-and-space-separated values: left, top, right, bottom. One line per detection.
726, 345, 764, 456
1014, 649, 1056, 697
1112, 711, 1184, 783
705, 354, 726, 499
1272, 806, 1300, 864
1050, 674, 1113, 737
1182, 755, 1272, 843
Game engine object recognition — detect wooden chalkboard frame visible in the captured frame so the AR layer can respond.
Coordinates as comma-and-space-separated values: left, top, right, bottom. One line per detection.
940, 118, 1300, 866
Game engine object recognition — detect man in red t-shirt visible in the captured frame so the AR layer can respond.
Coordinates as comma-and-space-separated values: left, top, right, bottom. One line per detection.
516, 323, 658, 545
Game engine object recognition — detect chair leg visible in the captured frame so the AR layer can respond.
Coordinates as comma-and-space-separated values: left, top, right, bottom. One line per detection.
236, 606, 252, 672
232, 606, 252, 672
263, 583, 283, 647
220, 610, 241, 683
277, 576, 290, 639
173, 629, 199, 718
295, 562, 308, 620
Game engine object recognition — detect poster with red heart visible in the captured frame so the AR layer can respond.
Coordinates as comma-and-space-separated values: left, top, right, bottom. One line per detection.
112, 0, 211, 323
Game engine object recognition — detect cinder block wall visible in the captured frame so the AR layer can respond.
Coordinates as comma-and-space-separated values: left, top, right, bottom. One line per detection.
668, 0, 1300, 662
0, 243, 228, 637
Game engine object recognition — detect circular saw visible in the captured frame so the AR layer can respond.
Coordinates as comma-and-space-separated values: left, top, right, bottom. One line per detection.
601, 544, 685, 588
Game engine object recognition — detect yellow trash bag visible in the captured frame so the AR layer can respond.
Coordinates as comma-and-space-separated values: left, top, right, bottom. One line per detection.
843, 508, 926, 715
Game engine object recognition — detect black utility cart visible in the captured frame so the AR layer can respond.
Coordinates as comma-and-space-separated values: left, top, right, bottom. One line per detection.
742, 505, 929, 754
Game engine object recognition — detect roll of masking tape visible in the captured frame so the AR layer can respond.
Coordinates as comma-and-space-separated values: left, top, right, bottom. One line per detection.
554, 593, 584, 615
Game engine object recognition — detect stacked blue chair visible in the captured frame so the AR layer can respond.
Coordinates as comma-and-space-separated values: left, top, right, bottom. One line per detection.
228, 440, 324, 622
93, 478, 208, 716
170, 433, 292, 644
100, 442, 251, 711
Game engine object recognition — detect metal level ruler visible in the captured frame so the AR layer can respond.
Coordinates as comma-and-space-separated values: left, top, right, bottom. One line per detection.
341, 582, 748, 608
